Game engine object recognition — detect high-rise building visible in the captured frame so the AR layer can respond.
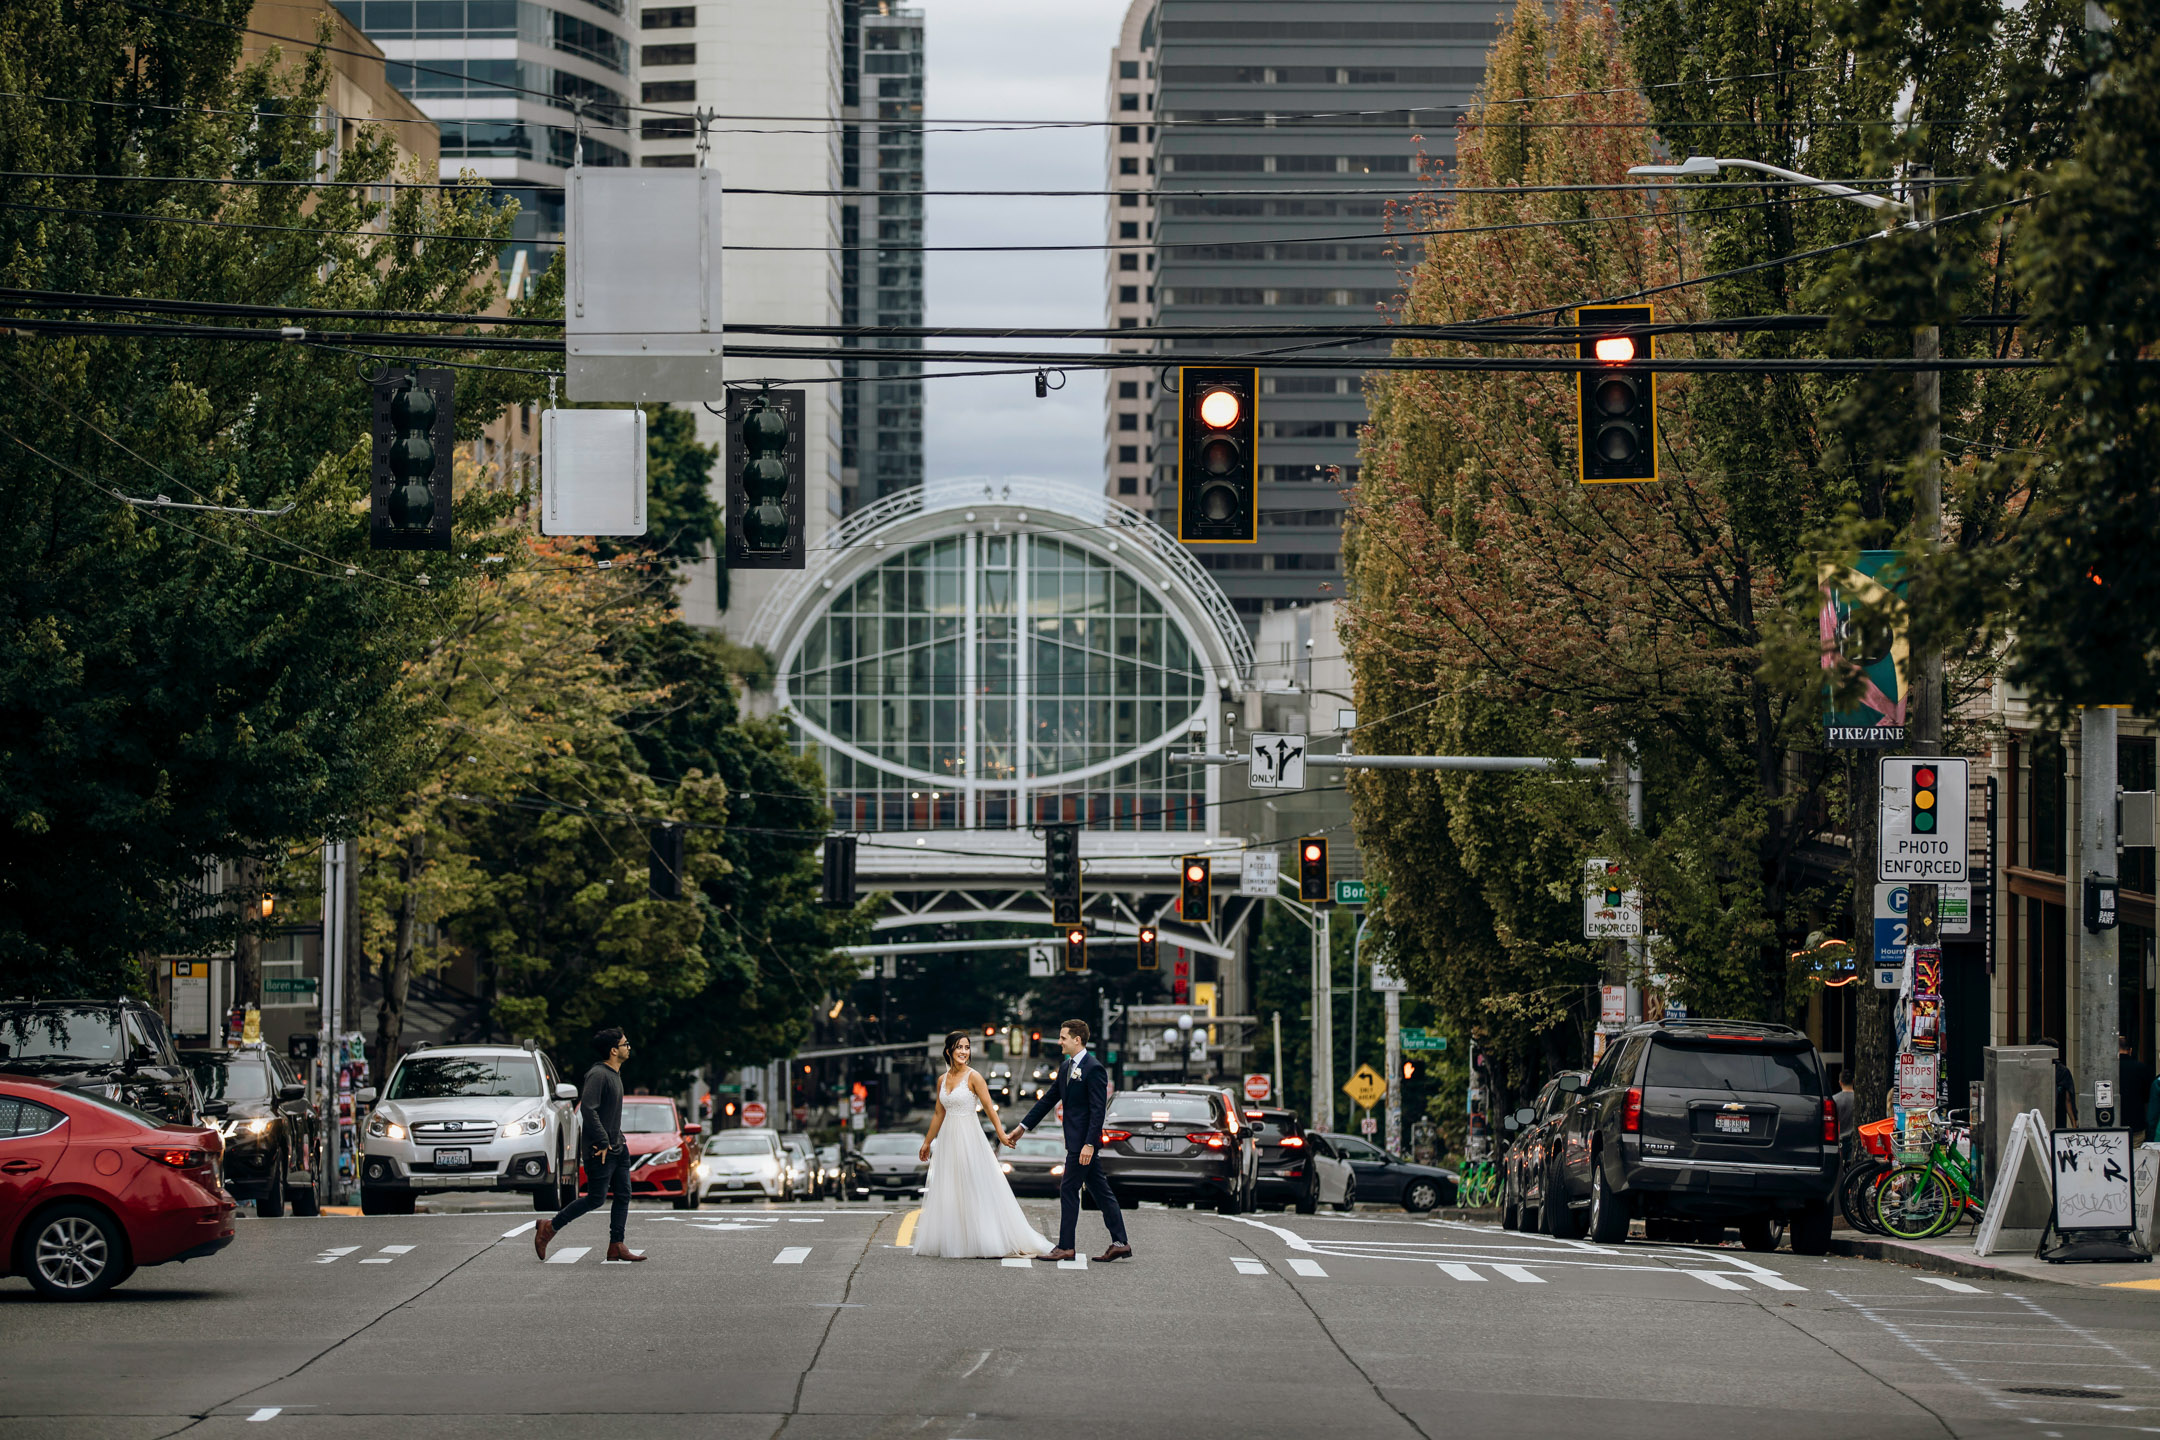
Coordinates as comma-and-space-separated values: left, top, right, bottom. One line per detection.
1102, 3, 1159, 506
1137, 0, 1501, 625
839, 1, 925, 514
332, 0, 638, 285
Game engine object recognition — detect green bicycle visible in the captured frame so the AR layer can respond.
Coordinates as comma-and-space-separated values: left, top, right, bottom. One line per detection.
1872, 1111, 1985, 1241
1457, 1157, 1499, 1209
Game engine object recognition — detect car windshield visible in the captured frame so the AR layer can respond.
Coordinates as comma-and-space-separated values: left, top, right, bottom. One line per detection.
705, 1135, 773, 1156
1107, 1095, 1216, 1125
385, 1056, 543, 1100
862, 1134, 923, 1154
620, 1102, 678, 1133
0, 1006, 121, 1063
817, 1146, 838, 1161
1646, 1041, 1821, 1096
182, 1052, 271, 1102
1329, 1137, 1387, 1161
1015, 1137, 1063, 1156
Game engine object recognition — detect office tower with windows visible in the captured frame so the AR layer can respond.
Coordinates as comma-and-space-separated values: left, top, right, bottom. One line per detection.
839, 1, 925, 513
1103, 1, 1158, 505
1145, 0, 1500, 625
332, 0, 639, 288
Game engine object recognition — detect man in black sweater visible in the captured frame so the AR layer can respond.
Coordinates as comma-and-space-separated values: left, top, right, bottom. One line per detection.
536, 1026, 646, 1263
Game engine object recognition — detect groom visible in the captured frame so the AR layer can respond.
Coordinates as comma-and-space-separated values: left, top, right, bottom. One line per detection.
1009, 1019, 1131, 1263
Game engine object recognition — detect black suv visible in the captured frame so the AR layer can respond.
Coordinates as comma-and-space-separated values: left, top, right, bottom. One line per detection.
184, 1044, 321, 1217
0, 999, 201, 1123
1552, 1019, 1838, 1253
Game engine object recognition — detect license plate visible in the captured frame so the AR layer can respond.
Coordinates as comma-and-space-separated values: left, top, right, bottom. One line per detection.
1713, 1117, 1750, 1135
433, 1148, 471, 1168
1142, 1137, 1174, 1154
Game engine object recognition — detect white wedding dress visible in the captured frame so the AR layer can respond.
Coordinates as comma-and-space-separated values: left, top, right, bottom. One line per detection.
912, 1073, 1052, 1259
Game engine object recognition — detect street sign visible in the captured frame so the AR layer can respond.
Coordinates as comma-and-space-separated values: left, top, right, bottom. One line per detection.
1334, 878, 1370, 906
1027, 945, 1054, 978
1371, 960, 1406, 992
264, 976, 319, 996
1248, 732, 1307, 790
1243, 1073, 1272, 1103
1360, 1116, 1378, 1136
741, 1101, 768, 1128
1873, 883, 1911, 970
1343, 1064, 1386, 1110
1878, 757, 1969, 881
1400, 1028, 1448, 1052
1874, 965, 1903, 989
1895, 1053, 1937, 1110
1583, 858, 1642, 938
1599, 984, 1627, 1026
1240, 849, 1280, 897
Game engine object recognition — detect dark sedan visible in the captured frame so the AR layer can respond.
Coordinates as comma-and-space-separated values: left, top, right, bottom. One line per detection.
1315, 1132, 1454, 1211
1248, 1107, 1320, 1213
182, 1045, 321, 1217
1096, 1091, 1257, 1213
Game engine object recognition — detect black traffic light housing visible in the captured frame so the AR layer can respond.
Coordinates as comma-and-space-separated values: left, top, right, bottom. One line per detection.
1178, 366, 1257, 542
1298, 837, 1328, 902
822, 834, 857, 909
1910, 763, 1941, 836
1576, 304, 1657, 483
370, 368, 455, 550
1180, 856, 1211, 920
1044, 823, 1081, 924
1063, 924, 1088, 972
1136, 924, 1159, 971
648, 822, 686, 901
726, 387, 806, 570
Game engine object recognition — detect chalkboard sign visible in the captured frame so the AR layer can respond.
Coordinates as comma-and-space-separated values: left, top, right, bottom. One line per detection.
2050, 1128, 2136, 1233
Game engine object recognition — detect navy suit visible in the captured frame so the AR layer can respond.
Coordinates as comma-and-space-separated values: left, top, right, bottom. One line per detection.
1018, 1051, 1127, 1250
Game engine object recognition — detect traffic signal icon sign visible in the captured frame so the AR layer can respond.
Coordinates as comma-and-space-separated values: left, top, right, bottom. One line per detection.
1180, 856, 1211, 920
1576, 304, 1657, 484
1136, 924, 1159, 971
1044, 823, 1082, 924
369, 368, 455, 550
725, 388, 806, 569
1298, 837, 1329, 902
1178, 367, 1257, 542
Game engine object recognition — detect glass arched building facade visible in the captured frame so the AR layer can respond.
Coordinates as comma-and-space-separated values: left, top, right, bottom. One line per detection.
750, 478, 1253, 836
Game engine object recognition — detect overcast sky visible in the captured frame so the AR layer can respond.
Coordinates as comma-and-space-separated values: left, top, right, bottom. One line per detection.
915, 0, 1132, 485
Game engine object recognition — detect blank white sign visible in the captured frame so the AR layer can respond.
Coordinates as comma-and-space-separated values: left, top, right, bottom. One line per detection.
542, 409, 647, 536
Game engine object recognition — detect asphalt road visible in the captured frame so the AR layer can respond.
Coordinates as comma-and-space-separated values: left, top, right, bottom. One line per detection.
9, 1199, 2160, 1439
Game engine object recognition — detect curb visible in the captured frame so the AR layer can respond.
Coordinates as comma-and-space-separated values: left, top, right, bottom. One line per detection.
1829, 1233, 2076, 1286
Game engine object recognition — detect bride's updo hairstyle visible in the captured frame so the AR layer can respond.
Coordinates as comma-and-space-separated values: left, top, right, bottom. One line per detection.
941, 1030, 971, 1067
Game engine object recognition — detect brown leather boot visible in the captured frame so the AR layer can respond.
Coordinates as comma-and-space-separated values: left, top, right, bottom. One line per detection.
605, 1241, 647, 1263
533, 1219, 554, 1260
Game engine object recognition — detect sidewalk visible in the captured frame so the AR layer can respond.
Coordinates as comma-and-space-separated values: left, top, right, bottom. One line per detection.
1832, 1230, 2160, 1290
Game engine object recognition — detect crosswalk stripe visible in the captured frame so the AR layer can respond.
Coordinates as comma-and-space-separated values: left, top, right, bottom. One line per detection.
502, 1221, 537, 1239
1232, 1258, 1268, 1275
1437, 1263, 1486, 1282
1685, 1270, 1749, 1291
1287, 1258, 1328, 1278
1748, 1272, 1806, 1292
547, 1246, 590, 1265
1058, 1255, 1088, 1271
775, 1247, 812, 1265
1491, 1264, 1545, 1285
1001, 1257, 1032, 1268
1917, 1276, 1984, 1293
314, 1247, 359, 1264
381, 1245, 415, 1254
246, 1408, 282, 1422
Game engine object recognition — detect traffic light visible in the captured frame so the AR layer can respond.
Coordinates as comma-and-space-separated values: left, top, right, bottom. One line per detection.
1601, 861, 1624, 908
1064, 924, 1088, 972
648, 823, 686, 901
1178, 366, 1257, 542
1298, 837, 1329, 902
1576, 304, 1657, 483
1136, 924, 1159, 971
1180, 856, 1211, 920
369, 368, 454, 550
1911, 764, 1940, 835
725, 387, 806, 569
822, 834, 857, 908
1044, 823, 1081, 924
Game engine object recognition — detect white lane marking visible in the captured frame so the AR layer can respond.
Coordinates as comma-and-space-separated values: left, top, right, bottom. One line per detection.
787, 1218, 826, 1223
1287, 1258, 1328, 1278
1001, 1257, 1032, 1268
1916, 1277, 1984, 1293
1232, 1258, 1268, 1275
1748, 1272, 1806, 1292
547, 1246, 590, 1265
380, 1245, 415, 1254
247, 1408, 281, 1422
958, 1350, 992, 1379
1058, 1255, 1088, 1271
1437, 1263, 1485, 1282
1491, 1264, 1545, 1284
502, 1221, 537, 1238
775, 1246, 812, 1264
1685, 1270, 1749, 1291
313, 1247, 360, 1264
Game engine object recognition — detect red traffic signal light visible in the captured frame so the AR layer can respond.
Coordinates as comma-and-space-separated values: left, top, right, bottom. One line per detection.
1298, 837, 1328, 901
850, 1081, 867, 1101
1180, 856, 1211, 919
1137, 924, 1159, 971
1576, 304, 1657, 483
1064, 925, 1088, 972
1178, 366, 1257, 542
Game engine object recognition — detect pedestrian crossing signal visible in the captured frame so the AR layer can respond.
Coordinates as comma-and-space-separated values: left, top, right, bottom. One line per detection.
1298, 838, 1328, 902
1180, 856, 1211, 920
1064, 925, 1088, 972
1137, 924, 1159, 971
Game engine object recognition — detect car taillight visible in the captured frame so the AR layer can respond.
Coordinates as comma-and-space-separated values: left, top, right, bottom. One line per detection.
1822, 1097, 1838, 1144
136, 1145, 214, 1170
1622, 1087, 1642, 1133
1100, 1129, 1131, 1144
1187, 1131, 1227, 1149
1278, 1136, 1305, 1149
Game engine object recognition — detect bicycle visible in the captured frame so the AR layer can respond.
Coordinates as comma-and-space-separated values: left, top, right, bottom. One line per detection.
1873, 1110, 1985, 1241
1457, 1157, 1500, 1209
1838, 1118, 1898, 1236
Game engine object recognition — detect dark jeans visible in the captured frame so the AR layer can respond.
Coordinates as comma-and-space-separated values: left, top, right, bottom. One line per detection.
1058, 1149, 1127, 1250
552, 1144, 631, 1243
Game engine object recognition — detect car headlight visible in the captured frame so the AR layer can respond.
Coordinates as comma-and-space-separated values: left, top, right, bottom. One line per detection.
1000, 1162, 1013, 1174
695, 1161, 708, 1177
246, 1117, 272, 1137
657, 1146, 681, 1165
499, 1114, 546, 1139
87, 1083, 123, 1100
1050, 1163, 1065, 1176
366, 1114, 406, 1142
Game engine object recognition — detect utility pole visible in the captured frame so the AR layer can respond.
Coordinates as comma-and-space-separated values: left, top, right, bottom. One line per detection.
1905, 165, 1944, 1112
2079, 706, 2120, 1119
1383, 985, 1402, 1154
1313, 907, 1334, 1132
1272, 1010, 1283, 1109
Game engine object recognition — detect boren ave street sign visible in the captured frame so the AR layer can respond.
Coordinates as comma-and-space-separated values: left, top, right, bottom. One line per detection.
1878, 757, 1969, 882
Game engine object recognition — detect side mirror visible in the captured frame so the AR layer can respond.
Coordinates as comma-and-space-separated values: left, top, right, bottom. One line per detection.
1515, 1107, 1537, 1126
1502, 1116, 1520, 1133
556, 1083, 580, 1101
278, 1083, 306, 1103
354, 1086, 377, 1105
201, 1100, 231, 1119
1557, 1074, 1583, 1093
683, 1123, 704, 1137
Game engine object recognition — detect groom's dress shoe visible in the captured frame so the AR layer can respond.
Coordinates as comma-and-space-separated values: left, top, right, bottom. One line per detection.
1036, 1248, 1076, 1262
605, 1242, 648, 1263
1094, 1243, 1132, 1262
533, 1219, 555, 1260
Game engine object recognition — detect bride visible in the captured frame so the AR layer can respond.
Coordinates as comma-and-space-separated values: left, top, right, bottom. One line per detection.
912, 1031, 1051, 1259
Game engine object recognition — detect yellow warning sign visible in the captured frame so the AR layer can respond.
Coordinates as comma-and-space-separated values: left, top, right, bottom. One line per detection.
1343, 1063, 1386, 1110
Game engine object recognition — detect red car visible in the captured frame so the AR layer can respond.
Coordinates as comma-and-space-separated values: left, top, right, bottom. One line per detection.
578, 1095, 703, 1210
0, 1076, 236, 1299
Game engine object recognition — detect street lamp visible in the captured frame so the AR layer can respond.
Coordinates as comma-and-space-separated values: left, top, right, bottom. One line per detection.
1625, 154, 1912, 220
1176, 1013, 1195, 1081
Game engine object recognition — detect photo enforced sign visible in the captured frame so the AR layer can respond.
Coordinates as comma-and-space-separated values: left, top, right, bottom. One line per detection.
1877, 756, 1969, 882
